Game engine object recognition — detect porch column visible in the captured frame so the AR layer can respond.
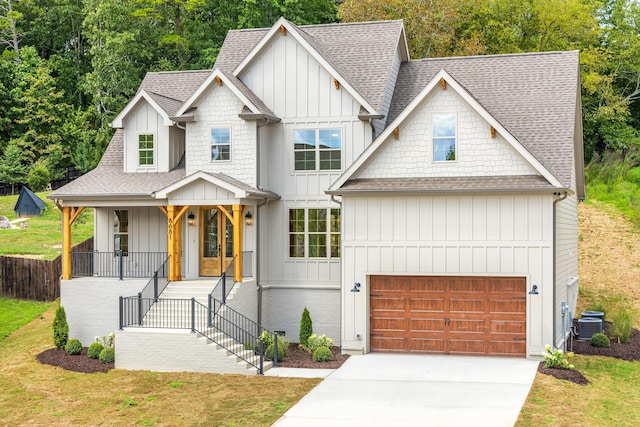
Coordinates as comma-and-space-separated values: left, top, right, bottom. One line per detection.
167, 205, 186, 281
232, 204, 243, 283
61, 206, 85, 280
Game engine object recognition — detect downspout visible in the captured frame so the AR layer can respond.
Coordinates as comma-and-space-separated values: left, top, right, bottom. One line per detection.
553, 191, 568, 350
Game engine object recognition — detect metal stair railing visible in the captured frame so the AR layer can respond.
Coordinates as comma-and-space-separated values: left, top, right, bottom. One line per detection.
118, 256, 170, 327
208, 256, 237, 305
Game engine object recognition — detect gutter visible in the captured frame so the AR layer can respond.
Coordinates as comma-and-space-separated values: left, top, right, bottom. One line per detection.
552, 191, 568, 350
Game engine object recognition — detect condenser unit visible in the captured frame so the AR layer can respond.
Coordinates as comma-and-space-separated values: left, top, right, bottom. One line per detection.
578, 317, 603, 340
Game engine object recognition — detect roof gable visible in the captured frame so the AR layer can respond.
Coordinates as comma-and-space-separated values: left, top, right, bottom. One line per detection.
153, 171, 279, 200
110, 90, 175, 128
330, 69, 564, 192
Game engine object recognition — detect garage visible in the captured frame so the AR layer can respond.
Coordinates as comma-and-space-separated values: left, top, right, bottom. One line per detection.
370, 276, 526, 357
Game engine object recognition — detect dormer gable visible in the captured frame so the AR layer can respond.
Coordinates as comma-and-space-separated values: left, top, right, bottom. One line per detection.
110, 90, 176, 128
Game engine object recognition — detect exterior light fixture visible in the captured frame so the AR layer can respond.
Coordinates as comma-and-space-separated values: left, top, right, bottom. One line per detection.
187, 212, 195, 226
351, 282, 361, 293
245, 211, 253, 226
529, 284, 539, 295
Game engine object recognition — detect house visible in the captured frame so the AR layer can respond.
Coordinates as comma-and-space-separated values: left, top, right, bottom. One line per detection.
48, 18, 584, 372
15, 186, 46, 217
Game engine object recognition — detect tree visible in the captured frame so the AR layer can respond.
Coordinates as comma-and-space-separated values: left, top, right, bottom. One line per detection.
0, 0, 21, 60
0, 140, 29, 189
299, 307, 313, 348
53, 305, 69, 350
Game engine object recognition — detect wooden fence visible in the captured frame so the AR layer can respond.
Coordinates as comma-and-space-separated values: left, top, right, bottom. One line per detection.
0, 238, 93, 302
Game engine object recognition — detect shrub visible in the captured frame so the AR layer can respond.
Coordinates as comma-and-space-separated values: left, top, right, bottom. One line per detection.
265, 342, 286, 362
88, 342, 104, 359
65, 338, 82, 355
627, 166, 640, 185
305, 334, 334, 354
542, 344, 574, 369
611, 308, 633, 343
299, 307, 313, 349
258, 331, 289, 359
53, 306, 69, 350
591, 333, 611, 348
312, 346, 333, 362
99, 347, 115, 363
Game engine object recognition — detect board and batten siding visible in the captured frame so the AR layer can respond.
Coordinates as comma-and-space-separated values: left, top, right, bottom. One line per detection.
94, 207, 168, 254
123, 102, 170, 173
340, 193, 555, 357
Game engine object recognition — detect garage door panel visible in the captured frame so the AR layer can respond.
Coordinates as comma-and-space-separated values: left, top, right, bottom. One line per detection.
370, 276, 526, 357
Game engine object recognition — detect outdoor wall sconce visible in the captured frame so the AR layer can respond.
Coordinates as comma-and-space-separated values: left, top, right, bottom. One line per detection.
529, 284, 539, 295
351, 282, 361, 293
245, 211, 253, 226
187, 212, 195, 226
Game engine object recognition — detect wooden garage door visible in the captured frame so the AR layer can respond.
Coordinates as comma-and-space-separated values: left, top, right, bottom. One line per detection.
370, 276, 526, 357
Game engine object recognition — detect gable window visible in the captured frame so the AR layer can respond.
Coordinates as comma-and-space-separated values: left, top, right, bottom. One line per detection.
138, 134, 154, 166
288, 208, 341, 258
433, 114, 457, 162
114, 210, 128, 256
294, 129, 342, 171
211, 128, 231, 161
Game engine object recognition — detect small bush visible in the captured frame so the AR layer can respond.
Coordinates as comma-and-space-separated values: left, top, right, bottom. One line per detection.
65, 338, 82, 355
99, 347, 115, 363
305, 334, 334, 354
265, 342, 286, 362
591, 333, 611, 348
542, 344, 574, 369
258, 331, 289, 358
53, 306, 69, 350
611, 308, 633, 343
88, 342, 104, 359
299, 307, 313, 349
312, 346, 333, 362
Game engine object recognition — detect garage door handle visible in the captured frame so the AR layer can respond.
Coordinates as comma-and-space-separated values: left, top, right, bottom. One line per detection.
371, 334, 382, 337
371, 294, 382, 297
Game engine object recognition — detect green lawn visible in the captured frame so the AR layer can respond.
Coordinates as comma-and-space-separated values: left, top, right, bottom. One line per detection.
0, 304, 320, 426
0, 192, 93, 260
0, 298, 50, 342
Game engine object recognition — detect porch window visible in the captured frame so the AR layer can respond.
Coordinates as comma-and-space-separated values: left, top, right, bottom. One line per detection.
433, 114, 457, 162
294, 129, 342, 171
138, 134, 154, 166
288, 208, 341, 258
211, 128, 231, 161
114, 210, 128, 256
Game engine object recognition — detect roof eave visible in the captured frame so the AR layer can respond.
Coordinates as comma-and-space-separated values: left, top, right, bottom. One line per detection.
327, 187, 572, 196
237, 112, 281, 122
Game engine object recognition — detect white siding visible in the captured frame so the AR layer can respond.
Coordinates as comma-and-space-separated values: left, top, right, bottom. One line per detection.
358, 87, 539, 179
341, 194, 555, 358
123, 102, 171, 173
94, 206, 168, 253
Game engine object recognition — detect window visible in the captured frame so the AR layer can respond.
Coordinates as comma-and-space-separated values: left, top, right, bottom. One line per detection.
114, 210, 128, 255
211, 128, 231, 161
289, 208, 341, 258
138, 134, 154, 166
433, 114, 456, 162
294, 129, 342, 171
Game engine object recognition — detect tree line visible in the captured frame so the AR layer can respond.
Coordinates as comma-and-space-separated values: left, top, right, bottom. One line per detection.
0, 0, 637, 190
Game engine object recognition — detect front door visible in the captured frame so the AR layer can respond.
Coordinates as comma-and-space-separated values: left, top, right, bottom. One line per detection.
199, 207, 234, 276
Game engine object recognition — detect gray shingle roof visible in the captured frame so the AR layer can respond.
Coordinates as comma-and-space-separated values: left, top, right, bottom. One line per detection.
138, 70, 211, 103
215, 20, 405, 113
202, 172, 280, 199
386, 51, 580, 189
332, 176, 556, 194
218, 70, 277, 118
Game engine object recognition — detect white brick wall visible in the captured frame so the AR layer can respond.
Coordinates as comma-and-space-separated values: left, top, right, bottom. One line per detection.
61, 278, 148, 346
185, 84, 256, 185
358, 88, 538, 179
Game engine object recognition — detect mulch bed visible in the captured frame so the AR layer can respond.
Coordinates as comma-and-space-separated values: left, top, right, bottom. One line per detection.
538, 321, 640, 385
36, 347, 114, 373
275, 344, 350, 369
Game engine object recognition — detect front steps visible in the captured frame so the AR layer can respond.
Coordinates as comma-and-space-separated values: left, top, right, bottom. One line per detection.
116, 279, 269, 375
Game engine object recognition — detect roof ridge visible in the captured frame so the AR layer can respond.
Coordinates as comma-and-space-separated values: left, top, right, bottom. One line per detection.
410, 50, 577, 63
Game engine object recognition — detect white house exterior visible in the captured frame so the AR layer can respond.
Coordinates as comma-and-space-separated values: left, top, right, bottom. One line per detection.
49, 18, 584, 370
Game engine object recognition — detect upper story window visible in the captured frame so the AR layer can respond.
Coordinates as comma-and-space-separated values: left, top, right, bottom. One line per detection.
294, 129, 342, 171
288, 208, 341, 258
113, 210, 128, 256
211, 128, 231, 161
432, 114, 457, 162
138, 134, 154, 166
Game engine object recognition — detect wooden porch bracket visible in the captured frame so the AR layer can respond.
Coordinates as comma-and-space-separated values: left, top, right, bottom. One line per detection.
61, 206, 85, 280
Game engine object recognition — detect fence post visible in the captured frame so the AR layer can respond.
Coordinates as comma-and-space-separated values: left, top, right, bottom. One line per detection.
118, 250, 124, 281
259, 338, 264, 375
273, 332, 278, 368
119, 296, 123, 330
153, 272, 158, 301
208, 294, 212, 328
191, 298, 196, 333
222, 272, 226, 304
137, 292, 143, 326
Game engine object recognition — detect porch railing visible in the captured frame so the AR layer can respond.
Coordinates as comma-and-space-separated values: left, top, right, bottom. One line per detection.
71, 251, 168, 279
209, 256, 237, 304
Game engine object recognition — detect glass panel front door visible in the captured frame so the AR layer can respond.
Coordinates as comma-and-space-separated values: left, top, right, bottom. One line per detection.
199, 207, 233, 276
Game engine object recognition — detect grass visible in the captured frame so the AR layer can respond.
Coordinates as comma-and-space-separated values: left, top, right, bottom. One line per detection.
0, 192, 93, 260
0, 304, 321, 426
517, 355, 640, 426
0, 298, 50, 342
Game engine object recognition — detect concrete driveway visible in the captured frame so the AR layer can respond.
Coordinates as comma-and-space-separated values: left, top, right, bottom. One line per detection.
273, 353, 539, 426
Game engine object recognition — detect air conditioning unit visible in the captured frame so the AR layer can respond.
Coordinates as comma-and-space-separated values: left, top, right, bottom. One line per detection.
578, 317, 603, 340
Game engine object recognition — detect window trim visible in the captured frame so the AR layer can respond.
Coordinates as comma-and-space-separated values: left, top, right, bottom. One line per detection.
293, 127, 343, 172
288, 207, 341, 259
432, 113, 457, 163
138, 133, 155, 167
210, 126, 232, 162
